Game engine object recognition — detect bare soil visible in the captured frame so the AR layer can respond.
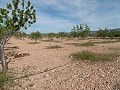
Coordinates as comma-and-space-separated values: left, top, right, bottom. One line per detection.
1, 38, 120, 90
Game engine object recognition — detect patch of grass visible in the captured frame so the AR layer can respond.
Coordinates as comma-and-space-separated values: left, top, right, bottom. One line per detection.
0, 73, 10, 87
70, 51, 118, 62
41, 40, 50, 42
28, 42, 40, 44
47, 45, 62, 49
93, 40, 120, 44
74, 42, 95, 47
0, 66, 36, 90
0, 72, 15, 89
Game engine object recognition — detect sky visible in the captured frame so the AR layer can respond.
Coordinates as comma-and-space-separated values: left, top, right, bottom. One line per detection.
1, 0, 120, 33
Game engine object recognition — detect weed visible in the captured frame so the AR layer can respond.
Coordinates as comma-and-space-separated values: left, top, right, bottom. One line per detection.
0, 66, 35, 90
74, 42, 95, 47
0, 72, 16, 90
47, 45, 62, 49
93, 40, 120, 44
70, 51, 118, 62
28, 42, 41, 44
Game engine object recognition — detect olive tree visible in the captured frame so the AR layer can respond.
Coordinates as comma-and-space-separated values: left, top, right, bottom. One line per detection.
57, 32, 66, 42
72, 24, 90, 39
30, 31, 42, 42
97, 28, 108, 39
108, 29, 120, 39
47, 32, 55, 45
14, 31, 26, 40
71, 29, 78, 39
0, 0, 36, 72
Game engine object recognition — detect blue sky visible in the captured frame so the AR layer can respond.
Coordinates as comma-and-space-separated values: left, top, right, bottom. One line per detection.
1, 0, 120, 33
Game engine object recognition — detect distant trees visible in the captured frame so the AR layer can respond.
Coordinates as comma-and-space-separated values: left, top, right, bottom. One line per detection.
97, 28, 109, 39
108, 29, 120, 39
71, 24, 90, 39
57, 32, 66, 42
71, 24, 120, 39
14, 31, 26, 40
47, 32, 55, 45
71, 29, 77, 39
96, 28, 120, 39
30, 31, 42, 42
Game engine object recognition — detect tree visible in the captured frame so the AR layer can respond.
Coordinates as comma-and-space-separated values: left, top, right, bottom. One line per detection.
80, 24, 90, 39
47, 32, 55, 45
97, 28, 108, 39
30, 31, 42, 42
0, 0, 36, 72
71, 29, 78, 39
14, 31, 26, 40
72, 24, 90, 39
57, 32, 66, 42
108, 29, 120, 39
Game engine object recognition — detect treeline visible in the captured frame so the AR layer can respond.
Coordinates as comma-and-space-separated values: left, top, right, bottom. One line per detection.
90, 28, 120, 39
14, 24, 120, 41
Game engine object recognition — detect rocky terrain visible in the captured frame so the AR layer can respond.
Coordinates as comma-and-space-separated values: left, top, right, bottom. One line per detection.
1, 38, 120, 90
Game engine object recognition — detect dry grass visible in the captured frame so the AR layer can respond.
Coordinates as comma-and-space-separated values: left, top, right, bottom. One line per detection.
28, 42, 41, 44
70, 51, 118, 62
46, 45, 62, 49
92, 40, 120, 44
74, 42, 95, 47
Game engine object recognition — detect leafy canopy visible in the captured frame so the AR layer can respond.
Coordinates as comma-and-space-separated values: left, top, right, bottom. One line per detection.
71, 24, 90, 38
30, 31, 42, 41
0, 0, 36, 33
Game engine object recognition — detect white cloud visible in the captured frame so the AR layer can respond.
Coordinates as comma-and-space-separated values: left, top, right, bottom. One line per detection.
1, 0, 120, 33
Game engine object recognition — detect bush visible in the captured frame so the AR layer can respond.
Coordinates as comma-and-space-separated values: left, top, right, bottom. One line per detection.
74, 42, 95, 47
70, 51, 118, 62
0, 72, 14, 89
93, 40, 120, 44
47, 45, 62, 49
28, 42, 41, 44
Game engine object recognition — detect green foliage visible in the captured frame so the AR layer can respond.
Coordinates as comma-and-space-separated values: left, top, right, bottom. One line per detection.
28, 42, 41, 44
90, 28, 120, 39
57, 32, 66, 42
70, 51, 118, 62
0, 0, 36, 38
71, 24, 90, 39
0, 29, 5, 40
108, 29, 120, 39
74, 42, 95, 47
47, 32, 55, 41
47, 45, 62, 49
0, 72, 14, 89
14, 31, 26, 39
97, 28, 109, 38
30, 31, 42, 42
71, 30, 77, 38
93, 40, 120, 44
57, 32, 66, 37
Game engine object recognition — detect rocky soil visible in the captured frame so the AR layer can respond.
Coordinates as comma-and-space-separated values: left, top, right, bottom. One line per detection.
1, 38, 120, 90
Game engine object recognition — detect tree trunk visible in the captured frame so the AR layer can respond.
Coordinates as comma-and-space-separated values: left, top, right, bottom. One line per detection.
61, 37, 62, 42
0, 44, 8, 72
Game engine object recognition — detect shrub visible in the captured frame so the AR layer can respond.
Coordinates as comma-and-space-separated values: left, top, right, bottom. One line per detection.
47, 45, 62, 49
74, 42, 95, 47
0, 72, 14, 89
70, 51, 118, 62
93, 40, 120, 44
28, 42, 41, 44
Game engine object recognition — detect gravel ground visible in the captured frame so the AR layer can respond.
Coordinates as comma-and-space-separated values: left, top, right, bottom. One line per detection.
1, 38, 120, 90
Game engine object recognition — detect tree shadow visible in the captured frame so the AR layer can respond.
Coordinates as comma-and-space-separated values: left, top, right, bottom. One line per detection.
5, 52, 30, 64
4, 46, 19, 50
